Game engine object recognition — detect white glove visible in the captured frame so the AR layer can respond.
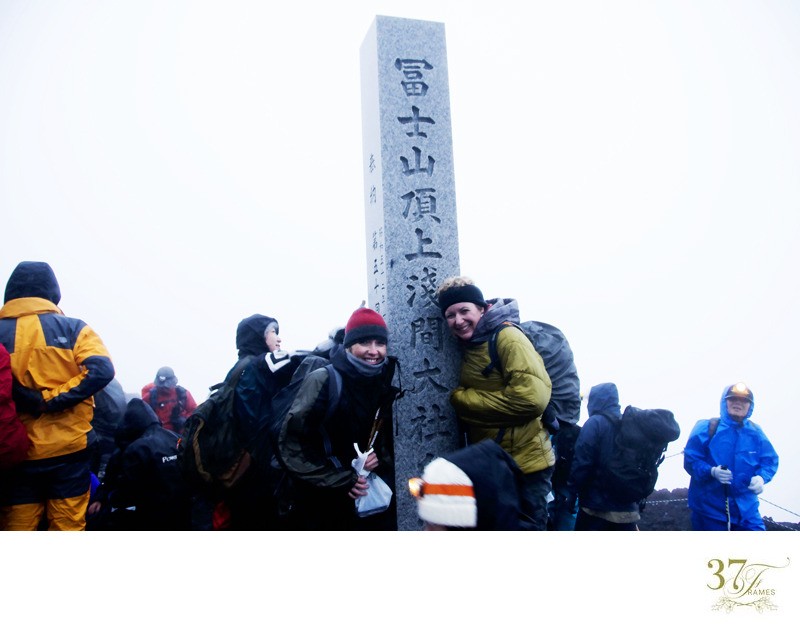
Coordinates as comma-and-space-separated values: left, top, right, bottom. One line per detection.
748, 475, 764, 495
711, 466, 732, 485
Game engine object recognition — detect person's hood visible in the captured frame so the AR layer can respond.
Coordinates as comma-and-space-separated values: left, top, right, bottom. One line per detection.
719, 387, 755, 423
4, 261, 61, 305
587, 382, 622, 420
443, 440, 524, 531
469, 297, 521, 344
93, 379, 127, 423
235, 314, 278, 358
114, 398, 160, 447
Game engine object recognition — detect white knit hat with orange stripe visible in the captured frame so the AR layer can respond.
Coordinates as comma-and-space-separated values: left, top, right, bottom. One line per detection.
416, 458, 477, 528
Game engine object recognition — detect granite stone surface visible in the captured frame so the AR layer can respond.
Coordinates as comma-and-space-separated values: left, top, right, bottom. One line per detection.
361, 16, 462, 530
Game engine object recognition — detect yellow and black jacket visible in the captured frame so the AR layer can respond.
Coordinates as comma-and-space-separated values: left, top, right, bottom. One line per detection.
0, 262, 114, 461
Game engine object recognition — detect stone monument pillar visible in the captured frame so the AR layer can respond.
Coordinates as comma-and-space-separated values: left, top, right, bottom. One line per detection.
360, 15, 462, 531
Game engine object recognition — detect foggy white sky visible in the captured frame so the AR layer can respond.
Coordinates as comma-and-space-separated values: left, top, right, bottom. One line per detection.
1, 0, 799, 529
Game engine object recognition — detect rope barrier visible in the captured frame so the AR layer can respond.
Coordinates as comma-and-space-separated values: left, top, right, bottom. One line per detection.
646, 498, 688, 505
658, 449, 799, 519
646, 495, 799, 527
759, 498, 800, 520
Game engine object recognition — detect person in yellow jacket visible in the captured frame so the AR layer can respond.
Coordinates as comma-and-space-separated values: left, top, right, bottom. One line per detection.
436, 276, 554, 530
0, 262, 115, 530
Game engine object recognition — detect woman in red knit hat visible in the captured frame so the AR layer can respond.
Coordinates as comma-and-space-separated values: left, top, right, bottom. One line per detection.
277, 306, 400, 530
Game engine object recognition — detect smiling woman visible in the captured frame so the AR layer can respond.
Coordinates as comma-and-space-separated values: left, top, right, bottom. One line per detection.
438, 277, 488, 342
437, 275, 555, 529
275, 306, 401, 530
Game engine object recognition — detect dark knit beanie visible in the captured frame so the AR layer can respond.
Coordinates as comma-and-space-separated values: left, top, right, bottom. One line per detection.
437, 284, 487, 315
343, 307, 388, 348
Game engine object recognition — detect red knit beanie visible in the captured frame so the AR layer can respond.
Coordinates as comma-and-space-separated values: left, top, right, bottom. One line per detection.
343, 307, 388, 348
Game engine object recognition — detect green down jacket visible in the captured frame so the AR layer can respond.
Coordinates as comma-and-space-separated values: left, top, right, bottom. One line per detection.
450, 298, 554, 474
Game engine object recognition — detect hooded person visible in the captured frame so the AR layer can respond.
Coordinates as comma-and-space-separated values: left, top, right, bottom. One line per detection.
276, 306, 401, 530
88, 398, 189, 530
435, 276, 555, 530
89, 378, 127, 480
140, 366, 197, 434
188, 312, 306, 530
228, 313, 310, 529
683, 383, 779, 531
235, 314, 279, 359
566, 382, 642, 531
410, 440, 527, 530
0, 261, 115, 530
227, 314, 296, 415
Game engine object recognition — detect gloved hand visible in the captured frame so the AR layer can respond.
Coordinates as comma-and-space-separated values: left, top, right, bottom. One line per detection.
748, 475, 764, 495
711, 465, 732, 485
12, 381, 46, 417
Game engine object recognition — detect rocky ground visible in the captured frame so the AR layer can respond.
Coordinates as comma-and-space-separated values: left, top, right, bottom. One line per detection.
637, 488, 799, 531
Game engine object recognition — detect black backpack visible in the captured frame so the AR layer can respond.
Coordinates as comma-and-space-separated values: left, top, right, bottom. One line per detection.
484, 320, 581, 433
178, 358, 253, 490
601, 405, 681, 504
266, 360, 342, 474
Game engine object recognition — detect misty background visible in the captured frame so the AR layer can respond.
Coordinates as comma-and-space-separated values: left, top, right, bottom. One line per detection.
2, 1, 799, 525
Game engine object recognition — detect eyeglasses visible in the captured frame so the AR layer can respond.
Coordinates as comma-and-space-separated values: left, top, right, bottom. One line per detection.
408, 478, 475, 499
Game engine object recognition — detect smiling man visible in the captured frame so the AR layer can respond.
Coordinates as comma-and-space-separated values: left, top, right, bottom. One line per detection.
683, 383, 779, 531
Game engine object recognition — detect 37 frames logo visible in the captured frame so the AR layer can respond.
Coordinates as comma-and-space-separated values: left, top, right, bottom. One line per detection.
706, 557, 791, 612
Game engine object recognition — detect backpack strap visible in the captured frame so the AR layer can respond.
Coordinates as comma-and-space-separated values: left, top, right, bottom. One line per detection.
708, 418, 720, 439
482, 321, 521, 377
176, 386, 187, 413
207, 357, 252, 395
323, 363, 342, 419
486, 323, 542, 442
317, 364, 343, 469
171, 386, 188, 421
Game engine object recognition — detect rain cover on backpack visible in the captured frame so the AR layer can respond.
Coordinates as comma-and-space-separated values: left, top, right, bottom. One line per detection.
484, 320, 581, 431
602, 405, 681, 504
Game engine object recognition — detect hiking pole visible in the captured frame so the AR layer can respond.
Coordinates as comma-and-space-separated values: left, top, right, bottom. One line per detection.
722, 465, 731, 531
367, 408, 382, 451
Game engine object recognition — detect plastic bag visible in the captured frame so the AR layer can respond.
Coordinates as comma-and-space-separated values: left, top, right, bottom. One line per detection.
355, 472, 393, 517
351, 443, 393, 518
